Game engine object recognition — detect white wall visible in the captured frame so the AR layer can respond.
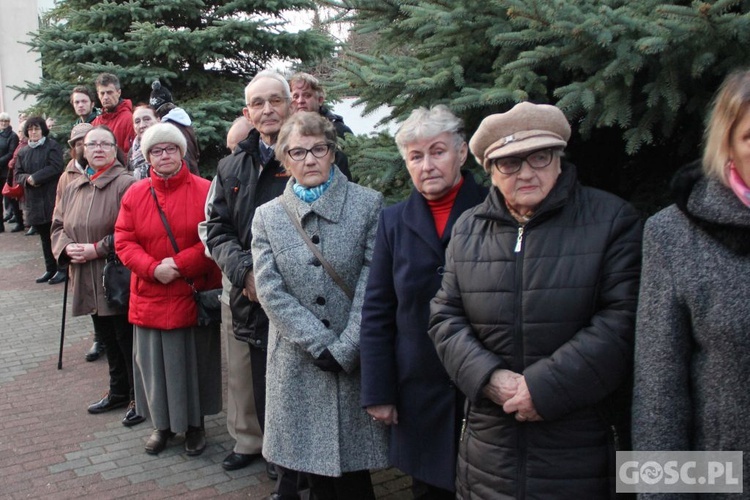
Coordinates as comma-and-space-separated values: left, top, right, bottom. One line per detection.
0, 0, 46, 129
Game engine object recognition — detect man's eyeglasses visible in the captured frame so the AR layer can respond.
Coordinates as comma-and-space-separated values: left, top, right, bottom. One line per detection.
489, 148, 556, 175
84, 142, 115, 151
287, 143, 334, 162
150, 145, 180, 157
247, 96, 289, 111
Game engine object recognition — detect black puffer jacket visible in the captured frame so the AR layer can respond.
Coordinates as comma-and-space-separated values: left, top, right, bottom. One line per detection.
429, 163, 642, 499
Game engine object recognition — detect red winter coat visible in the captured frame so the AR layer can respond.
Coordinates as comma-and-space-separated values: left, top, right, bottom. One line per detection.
93, 99, 135, 154
115, 163, 221, 330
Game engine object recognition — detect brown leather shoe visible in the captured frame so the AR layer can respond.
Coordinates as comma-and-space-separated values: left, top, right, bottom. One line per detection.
184, 426, 206, 456
145, 428, 174, 455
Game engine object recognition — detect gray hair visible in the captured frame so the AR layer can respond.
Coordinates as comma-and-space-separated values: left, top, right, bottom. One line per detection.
395, 105, 465, 159
0, 112, 10, 121
245, 70, 291, 103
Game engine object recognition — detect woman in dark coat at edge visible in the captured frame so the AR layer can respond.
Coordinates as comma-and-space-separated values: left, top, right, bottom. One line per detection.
429, 102, 642, 499
360, 105, 486, 498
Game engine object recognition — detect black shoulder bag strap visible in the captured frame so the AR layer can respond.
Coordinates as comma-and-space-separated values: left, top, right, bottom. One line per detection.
281, 201, 354, 301
150, 183, 199, 292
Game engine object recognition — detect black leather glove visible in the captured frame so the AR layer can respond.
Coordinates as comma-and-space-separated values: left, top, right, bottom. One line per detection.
313, 348, 343, 373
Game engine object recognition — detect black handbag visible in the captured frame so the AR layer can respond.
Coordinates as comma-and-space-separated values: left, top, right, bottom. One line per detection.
102, 252, 131, 308
149, 185, 221, 326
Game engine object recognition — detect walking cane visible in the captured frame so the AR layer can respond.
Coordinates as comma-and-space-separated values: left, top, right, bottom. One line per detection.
57, 269, 69, 369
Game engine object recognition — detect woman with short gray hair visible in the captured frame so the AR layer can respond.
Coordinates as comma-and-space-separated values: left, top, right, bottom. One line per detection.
360, 104, 486, 498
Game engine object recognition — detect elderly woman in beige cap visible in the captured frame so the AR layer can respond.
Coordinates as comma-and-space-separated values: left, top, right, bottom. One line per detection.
429, 102, 643, 499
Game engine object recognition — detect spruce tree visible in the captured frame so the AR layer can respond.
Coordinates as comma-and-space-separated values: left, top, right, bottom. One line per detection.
17, 0, 335, 173
325, 0, 750, 208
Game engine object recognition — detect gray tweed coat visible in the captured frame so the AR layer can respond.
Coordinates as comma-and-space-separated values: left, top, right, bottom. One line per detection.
633, 166, 750, 497
251, 167, 388, 477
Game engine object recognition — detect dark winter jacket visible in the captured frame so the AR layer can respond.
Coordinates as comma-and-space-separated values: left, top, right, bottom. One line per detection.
320, 106, 353, 138
360, 172, 487, 491
429, 163, 642, 499
0, 126, 19, 181
632, 164, 750, 499
14, 138, 65, 226
204, 129, 291, 346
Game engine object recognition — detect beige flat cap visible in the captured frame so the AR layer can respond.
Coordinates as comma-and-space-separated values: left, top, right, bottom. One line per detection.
470, 102, 571, 169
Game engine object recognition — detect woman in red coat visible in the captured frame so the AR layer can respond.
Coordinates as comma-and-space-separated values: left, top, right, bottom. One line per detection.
115, 123, 222, 457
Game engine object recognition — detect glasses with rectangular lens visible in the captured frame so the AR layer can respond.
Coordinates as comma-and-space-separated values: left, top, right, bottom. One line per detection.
84, 142, 115, 151
287, 143, 334, 162
150, 145, 180, 157
247, 96, 289, 111
490, 148, 555, 175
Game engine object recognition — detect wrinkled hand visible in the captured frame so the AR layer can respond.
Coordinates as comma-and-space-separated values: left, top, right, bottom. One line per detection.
367, 404, 398, 425
242, 271, 258, 302
154, 258, 180, 284
482, 369, 522, 406
503, 376, 543, 422
65, 243, 98, 264
26, 176, 37, 187
312, 348, 343, 373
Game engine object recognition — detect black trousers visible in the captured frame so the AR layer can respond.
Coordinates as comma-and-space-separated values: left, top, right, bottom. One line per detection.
249, 344, 267, 432
412, 478, 455, 499
91, 313, 133, 399
35, 222, 58, 273
307, 470, 375, 500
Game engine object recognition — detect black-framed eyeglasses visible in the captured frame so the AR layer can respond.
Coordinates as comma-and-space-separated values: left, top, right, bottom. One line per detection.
150, 145, 180, 157
84, 142, 115, 151
287, 143, 334, 162
489, 148, 556, 175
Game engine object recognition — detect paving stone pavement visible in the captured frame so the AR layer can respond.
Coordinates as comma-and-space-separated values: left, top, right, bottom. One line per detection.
0, 230, 413, 499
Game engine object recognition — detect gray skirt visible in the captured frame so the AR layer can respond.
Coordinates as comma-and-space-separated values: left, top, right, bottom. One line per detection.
133, 324, 222, 433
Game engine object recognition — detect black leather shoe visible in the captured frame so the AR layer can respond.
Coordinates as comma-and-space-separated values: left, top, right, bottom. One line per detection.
25, 226, 37, 236
222, 451, 260, 471
145, 428, 174, 455
48, 271, 67, 285
266, 461, 279, 481
35, 271, 54, 283
184, 426, 206, 456
85, 341, 104, 362
10, 224, 23, 233
122, 401, 146, 427
87, 392, 129, 414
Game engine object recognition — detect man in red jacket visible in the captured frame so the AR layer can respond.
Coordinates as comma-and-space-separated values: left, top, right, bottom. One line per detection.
92, 73, 135, 155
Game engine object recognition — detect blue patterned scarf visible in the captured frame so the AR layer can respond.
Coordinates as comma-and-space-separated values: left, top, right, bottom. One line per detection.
293, 167, 335, 203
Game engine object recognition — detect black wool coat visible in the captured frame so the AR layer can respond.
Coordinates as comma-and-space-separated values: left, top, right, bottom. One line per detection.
14, 138, 64, 226
360, 172, 487, 491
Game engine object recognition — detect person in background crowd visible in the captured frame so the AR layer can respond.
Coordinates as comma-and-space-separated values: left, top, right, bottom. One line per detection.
92, 73, 135, 155
204, 70, 290, 485
149, 80, 200, 175
70, 85, 101, 125
51, 125, 139, 423
429, 102, 642, 499
360, 105, 487, 499
69, 86, 104, 360
226, 116, 253, 152
0, 112, 19, 234
55, 123, 104, 363
632, 69, 750, 496
14, 116, 66, 284
289, 72, 353, 138
252, 111, 387, 500
128, 104, 158, 180
115, 123, 222, 456
6, 120, 27, 233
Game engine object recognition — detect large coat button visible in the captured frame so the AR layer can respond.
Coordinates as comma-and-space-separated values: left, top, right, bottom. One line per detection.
315, 296, 326, 305
311, 235, 320, 244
